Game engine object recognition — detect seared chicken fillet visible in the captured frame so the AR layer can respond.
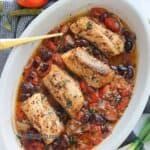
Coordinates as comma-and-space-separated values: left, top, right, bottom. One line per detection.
62, 47, 115, 88
43, 64, 84, 118
22, 93, 64, 144
70, 17, 124, 57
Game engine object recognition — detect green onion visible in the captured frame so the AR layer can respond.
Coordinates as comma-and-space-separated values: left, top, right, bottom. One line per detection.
143, 132, 150, 142
3, 18, 12, 32
139, 118, 150, 140
128, 139, 141, 150
0, 1, 3, 13
86, 21, 93, 30
66, 100, 72, 108
9, 9, 43, 17
127, 117, 150, 150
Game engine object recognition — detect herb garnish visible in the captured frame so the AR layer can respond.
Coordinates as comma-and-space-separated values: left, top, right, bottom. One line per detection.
0, 1, 3, 14
88, 108, 96, 114
86, 21, 92, 30
66, 100, 72, 108
69, 136, 77, 145
3, 17, 12, 32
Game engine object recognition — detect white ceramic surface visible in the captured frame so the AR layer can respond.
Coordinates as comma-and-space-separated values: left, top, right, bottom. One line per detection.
0, 0, 150, 150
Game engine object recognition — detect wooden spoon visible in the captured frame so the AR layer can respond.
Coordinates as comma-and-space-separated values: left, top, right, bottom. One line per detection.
0, 33, 63, 50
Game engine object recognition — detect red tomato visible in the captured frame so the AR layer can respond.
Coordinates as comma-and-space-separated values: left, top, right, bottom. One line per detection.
89, 91, 100, 104
105, 109, 118, 122
90, 7, 106, 17
117, 98, 129, 112
24, 140, 44, 150
80, 80, 88, 93
78, 125, 102, 148
52, 53, 65, 68
104, 17, 120, 32
16, 0, 48, 8
16, 102, 26, 121
42, 39, 57, 52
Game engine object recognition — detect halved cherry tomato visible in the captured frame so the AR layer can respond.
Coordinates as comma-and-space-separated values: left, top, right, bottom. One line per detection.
89, 91, 100, 104
16, 102, 26, 121
17, 0, 48, 8
52, 53, 65, 68
24, 70, 39, 85
43, 40, 57, 52
23, 140, 44, 150
80, 80, 95, 94
105, 109, 118, 122
37, 61, 51, 77
117, 98, 129, 112
80, 80, 88, 93
90, 7, 106, 17
78, 125, 102, 148
104, 17, 120, 32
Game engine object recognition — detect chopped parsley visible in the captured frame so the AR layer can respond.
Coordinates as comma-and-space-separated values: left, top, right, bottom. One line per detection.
66, 100, 72, 108
86, 21, 92, 30
69, 136, 77, 145
3, 18, 12, 32
88, 108, 96, 114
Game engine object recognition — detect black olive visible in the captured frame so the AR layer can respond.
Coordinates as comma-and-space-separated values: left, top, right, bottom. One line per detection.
124, 40, 133, 53
118, 65, 128, 71
111, 65, 118, 71
116, 65, 134, 79
40, 50, 52, 61
21, 82, 40, 101
122, 29, 136, 53
92, 47, 101, 56
81, 113, 90, 123
122, 30, 136, 41
26, 71, 38, 82
39, 63, 49, 72
75, 39, 89, 47
89, 113, 106, 125
58, 44, 74, 53
125, 65, 134, 79
21, 93, 31, 101
99, 12, 109, 22
52, 135, 69, 150
32, 56, 41, 68
21, 82, 34, 94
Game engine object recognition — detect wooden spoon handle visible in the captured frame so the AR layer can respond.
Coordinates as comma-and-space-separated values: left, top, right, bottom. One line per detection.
0, 33, 63, 50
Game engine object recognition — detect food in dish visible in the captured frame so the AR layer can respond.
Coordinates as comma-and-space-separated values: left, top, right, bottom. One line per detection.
22, 93, 64, 144
15, 7, 137, 150
70, 17, 124, 57
62, 47, 115, 88
43, 64, 84, 118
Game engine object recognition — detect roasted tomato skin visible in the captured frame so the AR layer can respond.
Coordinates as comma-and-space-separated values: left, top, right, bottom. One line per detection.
104, 17, 120, 32
16, 0, 48, 8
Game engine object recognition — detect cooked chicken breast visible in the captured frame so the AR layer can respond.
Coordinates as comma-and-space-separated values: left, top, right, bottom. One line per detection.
43, 64, 84, 118
22, 93, 64, 144
70, 17, 124, 57
62, 47, 115, 88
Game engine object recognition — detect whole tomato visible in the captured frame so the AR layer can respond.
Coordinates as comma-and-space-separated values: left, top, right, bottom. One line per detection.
16, 0, 49, 8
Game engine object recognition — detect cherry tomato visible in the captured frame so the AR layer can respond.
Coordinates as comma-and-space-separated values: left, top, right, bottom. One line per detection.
43, 40, 57, 52
80, 80, 88, 93
52, 53, 65, 68
16, 102, 26, 121
104, 17, 120, 32
105, 109, 118, 122
117, 98, 129, 112
90, 7, 106, 17
16, 0, 48, 8
89, 91, 99, 104
37, 61, 51, 77
24, 140, 44, 150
